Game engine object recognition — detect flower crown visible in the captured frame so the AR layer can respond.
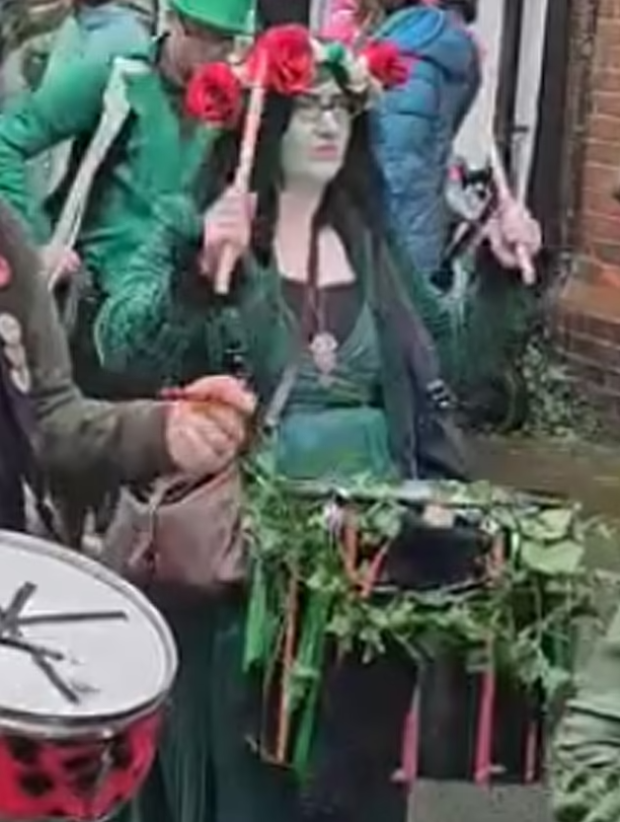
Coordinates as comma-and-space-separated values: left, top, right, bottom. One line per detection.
185, 24, 410, 128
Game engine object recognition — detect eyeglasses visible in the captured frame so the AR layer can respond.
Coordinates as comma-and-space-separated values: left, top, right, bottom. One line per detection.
295, 93, 351, 121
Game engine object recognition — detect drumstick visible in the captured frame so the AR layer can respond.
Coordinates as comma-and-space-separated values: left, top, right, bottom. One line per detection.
160, 388, 254, 423
0, 635, 65, 661
214, 51, 269, 295
0, 582, 37, 637
30, 647, 81, 704
18, 609, 128, 627
488, 141, 536, 286
0, 584, 81, 703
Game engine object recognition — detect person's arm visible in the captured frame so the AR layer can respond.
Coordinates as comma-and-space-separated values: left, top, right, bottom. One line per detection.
93, 196, 226, 387
0, 56, 110, 241
0, 200, 172, 488
552, 606, 620, 822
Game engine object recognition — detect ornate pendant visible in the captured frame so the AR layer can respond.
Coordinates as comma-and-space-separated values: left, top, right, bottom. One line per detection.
309, 332, 338, 385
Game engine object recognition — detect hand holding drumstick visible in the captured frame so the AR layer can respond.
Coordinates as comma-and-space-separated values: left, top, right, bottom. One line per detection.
200, 189, 257, 284
203, 52, 268, 294
163, 375, 256, 477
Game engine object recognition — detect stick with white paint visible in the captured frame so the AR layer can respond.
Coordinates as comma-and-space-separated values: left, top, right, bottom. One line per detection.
488, 141, 536, 285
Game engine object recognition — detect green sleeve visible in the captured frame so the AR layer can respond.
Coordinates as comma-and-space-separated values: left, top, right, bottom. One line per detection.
0, 203, 172, 494
94, 197, 222, 386
235, 259, 283, 347
552, 606, 620, 822
0, 56, 110, 241
233, 258, 289, 394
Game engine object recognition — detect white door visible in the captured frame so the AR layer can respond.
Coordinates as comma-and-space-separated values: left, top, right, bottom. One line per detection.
455, 0, 550, 201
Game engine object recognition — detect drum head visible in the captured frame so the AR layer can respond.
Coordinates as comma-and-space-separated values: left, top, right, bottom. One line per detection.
0, 531, 177, 733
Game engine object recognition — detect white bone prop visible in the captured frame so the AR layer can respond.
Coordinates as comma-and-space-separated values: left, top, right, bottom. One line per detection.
488, 140, 536, 285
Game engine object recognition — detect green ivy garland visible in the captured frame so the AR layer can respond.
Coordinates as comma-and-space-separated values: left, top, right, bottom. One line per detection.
241, 465, 599, 776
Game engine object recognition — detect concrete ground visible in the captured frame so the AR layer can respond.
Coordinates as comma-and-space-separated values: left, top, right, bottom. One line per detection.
408, 433, 620, 822
410, 782, 552, 822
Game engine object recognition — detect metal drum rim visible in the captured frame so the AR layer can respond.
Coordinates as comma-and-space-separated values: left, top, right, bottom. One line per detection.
0, 693, 170, 740
0, 529, 178, 731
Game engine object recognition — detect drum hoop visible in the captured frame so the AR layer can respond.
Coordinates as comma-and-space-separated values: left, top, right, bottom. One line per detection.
0, 693, 169, 740
0, 530, 178, 733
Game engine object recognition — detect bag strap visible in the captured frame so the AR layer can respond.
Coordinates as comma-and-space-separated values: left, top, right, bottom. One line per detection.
45, 57, 148, 291
261, 227, 321, 431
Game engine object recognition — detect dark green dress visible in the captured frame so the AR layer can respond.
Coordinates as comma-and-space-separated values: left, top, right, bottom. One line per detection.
246, 282, 397, 482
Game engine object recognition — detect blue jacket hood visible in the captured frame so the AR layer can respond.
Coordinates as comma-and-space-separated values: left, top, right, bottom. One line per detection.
376, 6, 478, 82
368, 5, 481, 278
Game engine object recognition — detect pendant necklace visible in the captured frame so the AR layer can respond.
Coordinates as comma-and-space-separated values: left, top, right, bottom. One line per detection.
308, 286, 338, 386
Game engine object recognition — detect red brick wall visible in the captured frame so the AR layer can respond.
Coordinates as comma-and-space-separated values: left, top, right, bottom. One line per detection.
555, 0, 620, 423
555, 280, 620, 420
578, 0, 620, 285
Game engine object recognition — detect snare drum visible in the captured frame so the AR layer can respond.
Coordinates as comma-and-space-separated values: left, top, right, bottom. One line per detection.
0, 530, 177, 821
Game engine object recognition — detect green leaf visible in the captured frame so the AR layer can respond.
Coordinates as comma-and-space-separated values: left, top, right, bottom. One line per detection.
523, 508, 574, 542
520, 539, 584, 576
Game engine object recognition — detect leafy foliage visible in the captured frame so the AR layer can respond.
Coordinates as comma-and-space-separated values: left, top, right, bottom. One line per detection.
242, 465, 602, 773
520, 340, 602, 441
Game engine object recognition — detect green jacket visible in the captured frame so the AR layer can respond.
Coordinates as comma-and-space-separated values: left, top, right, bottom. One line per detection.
0, 201, 171, 503
552, 604, 620, 822
0, 48, 212, 288
91, 195, 230, 391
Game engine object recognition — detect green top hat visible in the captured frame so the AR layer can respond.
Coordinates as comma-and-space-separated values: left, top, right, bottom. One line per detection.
169, 0, 256, 34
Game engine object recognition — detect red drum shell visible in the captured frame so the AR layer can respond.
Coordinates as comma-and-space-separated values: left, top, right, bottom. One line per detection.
0, 530, 178, 822
0, 709, 163, 821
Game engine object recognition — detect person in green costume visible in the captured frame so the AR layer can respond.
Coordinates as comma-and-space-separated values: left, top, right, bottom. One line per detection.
90, 28, 470, 822
3, 0, 155, 227
552, 606, 620, 822
0, 0, 254, 397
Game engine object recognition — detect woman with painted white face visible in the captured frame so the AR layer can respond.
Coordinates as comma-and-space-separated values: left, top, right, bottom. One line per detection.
89, 29, 471, 822
93, 38, 468, 484
230, 75, 469, 482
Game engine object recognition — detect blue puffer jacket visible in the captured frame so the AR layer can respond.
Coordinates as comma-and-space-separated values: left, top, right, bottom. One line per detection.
370, 6, 481, 279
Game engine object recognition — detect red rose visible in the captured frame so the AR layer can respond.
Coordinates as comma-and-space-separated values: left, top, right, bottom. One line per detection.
247, 25, 315, 95
361, 41, 410, 88
184, 63, 243, 128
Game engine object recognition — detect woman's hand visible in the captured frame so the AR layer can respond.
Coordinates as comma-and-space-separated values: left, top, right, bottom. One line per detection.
200, 187, 256, 279
165, 375, 256, 476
